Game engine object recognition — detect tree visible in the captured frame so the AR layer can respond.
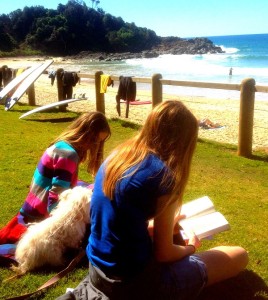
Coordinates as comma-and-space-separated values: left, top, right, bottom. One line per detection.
26, 15, 68, 54
9, 6, 47, 42
90, 0, 100, 9
0, 14, 17, 51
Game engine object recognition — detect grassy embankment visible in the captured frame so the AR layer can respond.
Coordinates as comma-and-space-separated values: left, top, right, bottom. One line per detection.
0, 103, 267, 300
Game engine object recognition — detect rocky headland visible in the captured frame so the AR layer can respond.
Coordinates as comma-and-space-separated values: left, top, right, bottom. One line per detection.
70, 37, 224, 62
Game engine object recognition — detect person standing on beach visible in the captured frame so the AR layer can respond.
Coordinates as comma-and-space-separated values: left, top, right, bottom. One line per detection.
229, 67, 233, 76
0, 112, 111, 250
56, 100, 248, 300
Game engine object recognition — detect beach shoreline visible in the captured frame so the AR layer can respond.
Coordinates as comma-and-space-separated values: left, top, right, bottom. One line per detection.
1, 57, 268, 151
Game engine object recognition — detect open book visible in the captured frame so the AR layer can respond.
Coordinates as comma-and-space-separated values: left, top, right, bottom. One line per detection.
179, 196, 230, 240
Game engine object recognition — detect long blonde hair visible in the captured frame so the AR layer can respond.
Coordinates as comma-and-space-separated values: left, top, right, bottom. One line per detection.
53, 112, 111, 176
103, 100, 198, 210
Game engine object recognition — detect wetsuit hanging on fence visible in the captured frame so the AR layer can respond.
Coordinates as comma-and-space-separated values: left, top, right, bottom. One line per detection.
116, 76, 136, 117
56, 69, 80, 111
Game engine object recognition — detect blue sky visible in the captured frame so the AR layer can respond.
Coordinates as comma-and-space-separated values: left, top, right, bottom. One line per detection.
2, 0, 268, 38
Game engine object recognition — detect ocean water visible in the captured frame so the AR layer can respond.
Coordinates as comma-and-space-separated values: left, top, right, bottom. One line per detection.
68, 33, 268, 100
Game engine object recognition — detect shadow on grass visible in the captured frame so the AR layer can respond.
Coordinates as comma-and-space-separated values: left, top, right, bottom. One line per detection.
18, 109, 80, 123
251, 153, 268, 163
110, 117, 142, 130
198, 138, 268, 163
198, 270, 268, 300
23, 116, 78, 123
3, 102, 35, 112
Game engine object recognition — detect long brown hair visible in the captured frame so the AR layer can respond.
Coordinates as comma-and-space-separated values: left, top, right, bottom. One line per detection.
103, 100, 198, 210
53, 112, 111, 176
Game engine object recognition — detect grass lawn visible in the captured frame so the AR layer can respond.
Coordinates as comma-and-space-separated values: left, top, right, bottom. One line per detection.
0, 103, 267, 300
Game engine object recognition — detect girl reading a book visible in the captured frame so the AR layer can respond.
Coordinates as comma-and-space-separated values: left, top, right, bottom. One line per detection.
57, 101, 248, 300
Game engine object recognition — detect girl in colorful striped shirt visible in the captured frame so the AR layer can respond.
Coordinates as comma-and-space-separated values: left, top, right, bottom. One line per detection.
0, 112, 110, 246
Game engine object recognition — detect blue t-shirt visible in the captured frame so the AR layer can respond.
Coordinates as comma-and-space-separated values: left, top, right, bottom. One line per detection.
87, 153, 173, 278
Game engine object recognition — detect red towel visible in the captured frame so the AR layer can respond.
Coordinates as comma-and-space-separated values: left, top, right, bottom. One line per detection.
0, 214, 27, 244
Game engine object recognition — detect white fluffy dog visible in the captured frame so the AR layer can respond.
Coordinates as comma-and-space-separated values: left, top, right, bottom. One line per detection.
12, 186, 92, 275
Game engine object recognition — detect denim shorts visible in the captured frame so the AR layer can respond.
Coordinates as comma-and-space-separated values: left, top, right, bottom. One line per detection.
158, 254, 208, 299
56, 255, 208, 300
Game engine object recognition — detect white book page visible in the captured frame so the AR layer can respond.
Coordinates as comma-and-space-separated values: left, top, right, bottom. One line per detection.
180, 211, 230, 240
181, 196, 215, 219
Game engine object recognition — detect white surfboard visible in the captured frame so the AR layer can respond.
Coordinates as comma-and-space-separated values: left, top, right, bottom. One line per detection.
19, 98, 88, 119
5, 60, 54, 111
0, 64, 42, 101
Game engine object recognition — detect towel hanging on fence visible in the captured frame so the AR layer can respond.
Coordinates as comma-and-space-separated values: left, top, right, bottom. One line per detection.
100, 74, 113, 93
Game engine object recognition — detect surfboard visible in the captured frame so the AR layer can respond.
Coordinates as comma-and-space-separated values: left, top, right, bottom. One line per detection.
120, 100, 152, 105
19, 98, 88, 119
5, 60, 54, 111
0, 64, 42, 102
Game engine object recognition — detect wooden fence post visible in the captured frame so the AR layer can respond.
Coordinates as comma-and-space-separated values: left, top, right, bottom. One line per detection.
95, 71, 104, 114
152, 73, 162, 107
238, 78, 256, 158
27, 83, 36, 106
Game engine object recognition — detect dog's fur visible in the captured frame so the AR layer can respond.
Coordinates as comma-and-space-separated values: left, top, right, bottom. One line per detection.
12, 186, 92, 275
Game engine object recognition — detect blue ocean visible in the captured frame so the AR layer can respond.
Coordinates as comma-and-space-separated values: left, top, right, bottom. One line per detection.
74, 33, 268, 100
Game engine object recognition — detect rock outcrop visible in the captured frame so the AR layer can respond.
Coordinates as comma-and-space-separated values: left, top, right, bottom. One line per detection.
152, 37, 224, 55
71, 37, 224, 61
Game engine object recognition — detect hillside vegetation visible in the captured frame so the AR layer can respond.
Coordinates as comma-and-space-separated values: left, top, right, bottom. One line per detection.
0, 0, 222, 57
0, 0, 160, 56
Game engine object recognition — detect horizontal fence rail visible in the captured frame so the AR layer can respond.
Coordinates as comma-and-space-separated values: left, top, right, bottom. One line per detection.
161, 79, 241, 91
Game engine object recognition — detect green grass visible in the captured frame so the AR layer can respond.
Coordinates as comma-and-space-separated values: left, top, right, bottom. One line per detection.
0, 48, 43, 58
0, 103, 267, 300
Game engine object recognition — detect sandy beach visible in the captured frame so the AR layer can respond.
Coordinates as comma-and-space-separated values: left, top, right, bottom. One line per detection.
1, 57, 268, 151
